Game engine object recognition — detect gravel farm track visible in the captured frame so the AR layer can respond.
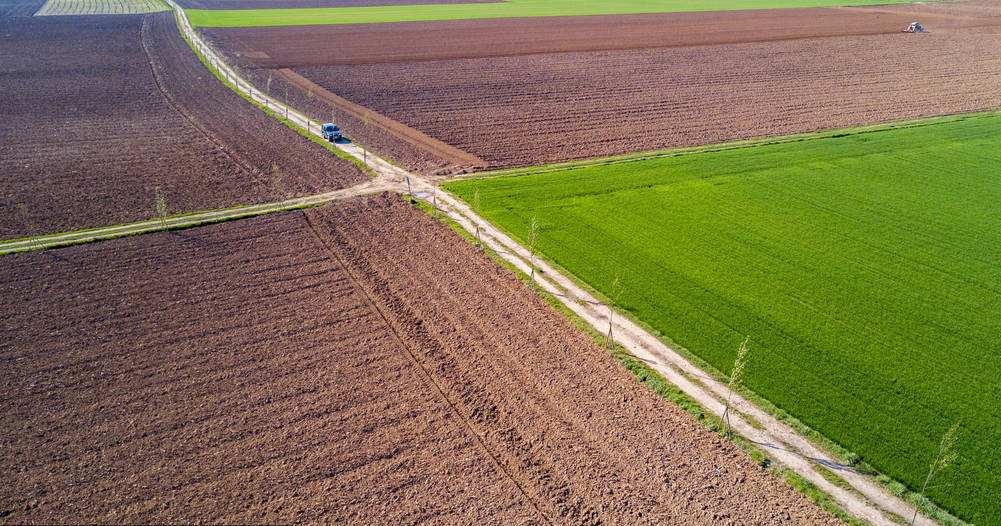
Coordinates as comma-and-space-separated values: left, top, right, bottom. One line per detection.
0, 196, 838, 524
0, 12, 363, 238
207, 0, 1001, 168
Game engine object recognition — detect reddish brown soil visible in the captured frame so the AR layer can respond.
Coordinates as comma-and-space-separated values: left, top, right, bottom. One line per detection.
277, 68, 487, 172
0, 195, 838, 524
236, 66, 465, 175
0, 212, 534, 524
143, 13, 364, 195
0, 13, 362, 239
205, 7, 1001, 67
178, 0, 495, 8
288, 7, 1001, 167
206, 2, 1001, 169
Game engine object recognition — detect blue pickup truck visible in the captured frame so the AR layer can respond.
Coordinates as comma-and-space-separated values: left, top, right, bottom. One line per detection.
321, 123, 342, 142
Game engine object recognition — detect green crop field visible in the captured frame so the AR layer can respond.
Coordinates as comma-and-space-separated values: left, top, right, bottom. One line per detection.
187, 0, 915, 28
445, 113, 1001, 525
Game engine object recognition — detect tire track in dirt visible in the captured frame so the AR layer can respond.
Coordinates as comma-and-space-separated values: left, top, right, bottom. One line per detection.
139, 14, 261, 183
302, 209, 553, 525
1, 213, 537, 524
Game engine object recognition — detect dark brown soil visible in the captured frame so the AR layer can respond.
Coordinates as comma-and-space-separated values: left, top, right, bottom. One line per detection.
0, 12, 362, 239
293, 14, 1001, 167
204, 7, 1001, 67
0, 195, 838, 524
178, 0, 496, 8
236, 65, 466, 175
0, 212, 534, 524
207, 2, 1001, 169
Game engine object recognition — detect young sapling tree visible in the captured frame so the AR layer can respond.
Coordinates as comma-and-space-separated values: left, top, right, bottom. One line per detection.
154, 187, 168, 229
911, 421, 961, 526
722, 337, 750, 436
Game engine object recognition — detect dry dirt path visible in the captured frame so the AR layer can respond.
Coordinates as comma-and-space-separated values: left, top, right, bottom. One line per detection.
49, 3, 943, 525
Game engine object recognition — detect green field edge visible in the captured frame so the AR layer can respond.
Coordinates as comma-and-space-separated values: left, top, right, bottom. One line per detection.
408, 195, 872, 526
459, 110, 1001, 183
185, 0, 920, 28
439, 183, 971, 526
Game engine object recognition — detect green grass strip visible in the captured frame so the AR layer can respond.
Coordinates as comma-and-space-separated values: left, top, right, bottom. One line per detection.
187, 0, 917, 28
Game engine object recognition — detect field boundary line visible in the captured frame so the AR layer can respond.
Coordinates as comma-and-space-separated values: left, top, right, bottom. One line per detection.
456, 110, 1001, 182
161, 3, 940, 525
0, 182, 387, 255
275, 68, 488, 170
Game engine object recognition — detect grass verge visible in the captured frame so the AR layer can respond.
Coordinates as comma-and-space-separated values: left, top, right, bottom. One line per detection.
188, 0, 916, 28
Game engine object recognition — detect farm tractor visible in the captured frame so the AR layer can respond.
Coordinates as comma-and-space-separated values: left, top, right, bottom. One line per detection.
903, 21, 926, 33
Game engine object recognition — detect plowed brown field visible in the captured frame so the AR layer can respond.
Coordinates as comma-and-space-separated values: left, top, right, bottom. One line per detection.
0, 12, 361, 239
0, 196, 837, 525
235, 66, 467, 175
205, 7, 1001, 67
209, 2, 1001, 168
